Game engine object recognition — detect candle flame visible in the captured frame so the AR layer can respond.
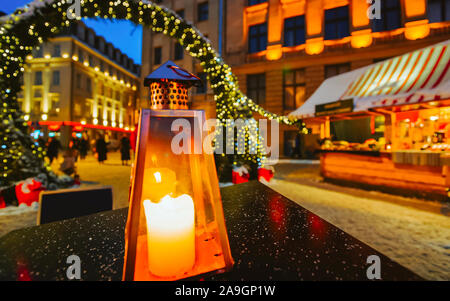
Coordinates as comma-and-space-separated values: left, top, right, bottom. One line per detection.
154, 172, 162, 183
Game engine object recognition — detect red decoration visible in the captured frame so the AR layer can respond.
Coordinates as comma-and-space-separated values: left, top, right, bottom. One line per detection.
232, 166, 249, 184
15, 178, 45, 207
258, 166, 274, 183
0, 195, 5, 209
16, 262, 31, 281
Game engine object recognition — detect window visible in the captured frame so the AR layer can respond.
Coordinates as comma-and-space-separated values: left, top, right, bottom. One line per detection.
283, 69, 306, 111
428, 0, 450, 23
107, 45, 113, 58
284, 15, 305, 47
371, 0, 402, 32
174, 42, 184, 60
100, 61, 104, 72
325, 63, 350, 79
154, 47, 162, 65
76, 73, 81, 89
53, 44, 61, 57
34, 47, 43, 58
52, 71, 60, 86
89, 55, 93, 67
196, 72, 207, 94
86, 78, 92, 93
198, 2, 209, 22
324, 6, 350, 40
248, 23, 267, 53
98, 39, 105, 53
115, 50, 121, 62
88, 31, 95, 45
77, 24, 85, 40
248, 0, 267, 5
51, 96, 60, 114
176, 9, 185, 19
33, 100, 41, 115
78, 49, 84, 62
34, 71, 42, 85
247, 74, 265, 105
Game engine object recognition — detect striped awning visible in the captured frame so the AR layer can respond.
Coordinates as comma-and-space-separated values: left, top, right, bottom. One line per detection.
290, 40, 450, 119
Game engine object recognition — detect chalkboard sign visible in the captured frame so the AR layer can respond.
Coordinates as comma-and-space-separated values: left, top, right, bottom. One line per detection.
37, 186, 113, 225
315, 99, 354, 117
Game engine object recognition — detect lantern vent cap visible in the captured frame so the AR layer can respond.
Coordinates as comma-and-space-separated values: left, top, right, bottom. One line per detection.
144, 61, 203, 88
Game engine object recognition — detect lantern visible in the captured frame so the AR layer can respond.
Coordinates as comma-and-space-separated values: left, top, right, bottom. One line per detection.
123, 61, 234, 281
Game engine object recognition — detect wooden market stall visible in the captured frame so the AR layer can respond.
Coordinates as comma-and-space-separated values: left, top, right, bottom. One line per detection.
290, 40, 450, 201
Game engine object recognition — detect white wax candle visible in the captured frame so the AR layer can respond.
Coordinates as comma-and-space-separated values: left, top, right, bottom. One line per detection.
143, 194, 195, 277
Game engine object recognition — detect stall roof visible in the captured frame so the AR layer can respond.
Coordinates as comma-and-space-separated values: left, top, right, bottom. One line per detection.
290, 40, 450, 119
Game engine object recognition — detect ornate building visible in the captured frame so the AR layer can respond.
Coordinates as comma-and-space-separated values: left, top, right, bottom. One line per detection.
19, 21, 141, 147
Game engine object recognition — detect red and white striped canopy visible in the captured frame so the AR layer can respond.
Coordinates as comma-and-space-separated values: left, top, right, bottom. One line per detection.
290, 40, 450, 119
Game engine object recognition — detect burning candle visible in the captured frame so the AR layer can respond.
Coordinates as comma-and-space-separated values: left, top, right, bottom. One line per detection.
142, 168, 177, 201
143, 194, 195, 277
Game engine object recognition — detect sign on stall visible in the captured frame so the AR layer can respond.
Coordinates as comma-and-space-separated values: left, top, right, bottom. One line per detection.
316, 99, 354, 117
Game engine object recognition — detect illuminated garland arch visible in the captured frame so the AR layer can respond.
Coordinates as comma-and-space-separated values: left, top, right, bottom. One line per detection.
0, 0, 305, 186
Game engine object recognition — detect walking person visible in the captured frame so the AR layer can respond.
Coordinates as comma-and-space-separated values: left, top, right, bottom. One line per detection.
70, 138, 80, 162
47, 137, 61, 164
59, 148, 77, 176
95, 134, 108, 164
79, 135, 89, 160
120, 134, 131, 166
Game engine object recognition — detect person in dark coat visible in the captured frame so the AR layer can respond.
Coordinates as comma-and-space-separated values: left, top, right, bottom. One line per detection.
95, 135, 108, 164
47, 137, 61, 164
120, 135, 131, 166
70, 138, 80, 162
79, 136, 89, 160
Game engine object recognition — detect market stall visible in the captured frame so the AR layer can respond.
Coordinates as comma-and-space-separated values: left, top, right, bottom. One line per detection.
290, 40, 450, 201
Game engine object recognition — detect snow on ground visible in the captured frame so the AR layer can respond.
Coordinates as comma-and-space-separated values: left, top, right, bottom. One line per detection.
0, 156, 448, 280
75, 152, 132, 209
267, 179, 450, 280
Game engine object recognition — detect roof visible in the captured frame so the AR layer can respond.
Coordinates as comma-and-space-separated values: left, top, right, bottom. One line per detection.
290, 39, 450, 119
144, 61, 202, 87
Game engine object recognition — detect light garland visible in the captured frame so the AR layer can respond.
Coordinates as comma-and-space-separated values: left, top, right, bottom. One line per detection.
0, 0, 305, 186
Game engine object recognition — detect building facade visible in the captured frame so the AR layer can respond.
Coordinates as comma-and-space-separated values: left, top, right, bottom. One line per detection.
19, 21, 141, 147
141, 0, 450, 157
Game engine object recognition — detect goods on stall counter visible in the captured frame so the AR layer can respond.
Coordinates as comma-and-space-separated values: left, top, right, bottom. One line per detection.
232, 165, 250, 184
258, 166, 275, 184
320, 138, 385, 152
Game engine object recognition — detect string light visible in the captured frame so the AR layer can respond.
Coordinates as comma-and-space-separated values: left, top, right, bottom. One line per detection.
0, 0, 305, 186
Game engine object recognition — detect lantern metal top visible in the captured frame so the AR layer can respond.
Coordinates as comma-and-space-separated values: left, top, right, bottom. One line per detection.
144, 61, 202, 88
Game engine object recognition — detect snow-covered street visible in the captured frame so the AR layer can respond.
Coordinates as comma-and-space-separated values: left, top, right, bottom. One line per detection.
0, 152, 132, 238
0, 156, 448, 280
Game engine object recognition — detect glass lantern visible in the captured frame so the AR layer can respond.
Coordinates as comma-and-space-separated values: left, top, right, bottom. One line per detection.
122, 61, 234, 281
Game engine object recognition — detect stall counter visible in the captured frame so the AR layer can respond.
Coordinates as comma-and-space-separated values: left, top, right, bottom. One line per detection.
320, 150, 449, 201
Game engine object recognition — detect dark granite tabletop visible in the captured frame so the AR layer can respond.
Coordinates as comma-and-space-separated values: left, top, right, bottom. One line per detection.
0, 181, 422, 281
